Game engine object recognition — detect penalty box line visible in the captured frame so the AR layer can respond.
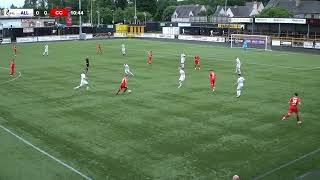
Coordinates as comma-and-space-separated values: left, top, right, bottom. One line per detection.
0, 124, 92, 180
253, 147, 320, 180
108, 42, 320, 71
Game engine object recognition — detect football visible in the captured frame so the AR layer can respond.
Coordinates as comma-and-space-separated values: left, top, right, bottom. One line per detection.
128, 90, 132, 93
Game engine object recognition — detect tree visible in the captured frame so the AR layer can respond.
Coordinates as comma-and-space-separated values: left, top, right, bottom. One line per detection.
135, 0, 157, 15
10, 4, 17, 8
154, 0, 177, 21
258, 7, 294, 18
162, 6, 176, 21
116, 0, 127, 9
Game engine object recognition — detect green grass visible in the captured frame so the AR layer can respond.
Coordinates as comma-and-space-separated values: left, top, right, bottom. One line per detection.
0, 39, 320, 180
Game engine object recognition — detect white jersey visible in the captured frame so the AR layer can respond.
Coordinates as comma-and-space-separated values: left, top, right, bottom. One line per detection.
180, 53, 186, 64
236, 58, 241, 68
179, 69, 185, 81
81, 73, 86, 81
44, 44, 48, 51
122, 44, 126, 51
237, 77, 245, 87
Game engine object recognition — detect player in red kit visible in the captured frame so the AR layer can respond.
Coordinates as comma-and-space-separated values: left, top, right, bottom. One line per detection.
13, 45, 17, 56
209, 69, 216, 93
9, 59, 15, 79
148, 50, 152, 64
194, 55, 200, 70
116, 75, 129, 95
282, 93, 302, 124
97, 43, 102, 54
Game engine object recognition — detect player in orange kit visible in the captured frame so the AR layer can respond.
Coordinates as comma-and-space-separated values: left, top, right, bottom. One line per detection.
116, 75, 129, 95
282, 93, 302, 124
13, 45, 17, 56
97, 43, 102, 54
209, 69, 216, 93
148, 50, 152, 64
9, 59, 15, 79
194, 55, 200, 70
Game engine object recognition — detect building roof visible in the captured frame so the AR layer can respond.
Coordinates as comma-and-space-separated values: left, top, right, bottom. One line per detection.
214, 2, 263, 17
173, 5, 206, 18
266, 0, 320, 14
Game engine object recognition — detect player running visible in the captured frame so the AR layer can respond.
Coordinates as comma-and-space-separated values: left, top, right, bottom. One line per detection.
9, 59, 15, 79
121, 44, 126, 56
148, 50, 152, 64
116, 75, 129, 95
178, 67, 185, 88
97, 43, 102, 54
194, 55, 200, 70
209, 69, 216, 93
85, 56, 90, 73
74, 70, 89, 90
235, 74, 245, 98
13, 45, 17, 56
180, 52, 186, 69
235, 57, 241, 75
124, 63, 134, 76
282, 93, 302, 124
42, 44, 48, 56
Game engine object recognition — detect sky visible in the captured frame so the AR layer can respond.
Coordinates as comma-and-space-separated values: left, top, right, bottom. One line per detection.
0, 0, 24, 8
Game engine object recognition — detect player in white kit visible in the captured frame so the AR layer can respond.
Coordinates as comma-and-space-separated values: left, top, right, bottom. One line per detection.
74, 70, 89, 90
235, 57, 241, 75
235, 74, 245, 98
121, 44, 126, 56
180, 53, 186, 69
178, 67, 185, 88
43, 44, 48, 56
124, 63, 134, 76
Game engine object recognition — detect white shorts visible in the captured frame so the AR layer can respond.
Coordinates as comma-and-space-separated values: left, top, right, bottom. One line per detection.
237, 85, 243, 90
180, 63, 185, 69
122, 49, 126, 54
80, 80, 88, 86
179, 75, 185, 81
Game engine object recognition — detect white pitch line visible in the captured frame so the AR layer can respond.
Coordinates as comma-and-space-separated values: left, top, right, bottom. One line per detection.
107, 44, 320, 71
253, 147, 320, 180
0, 124, 92, 180
0, 67, 22, 85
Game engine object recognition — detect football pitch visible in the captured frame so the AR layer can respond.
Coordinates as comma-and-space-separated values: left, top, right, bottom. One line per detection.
0, 39, 320, 180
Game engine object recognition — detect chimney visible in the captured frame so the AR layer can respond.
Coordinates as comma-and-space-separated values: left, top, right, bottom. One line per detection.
296, 0, 301, 7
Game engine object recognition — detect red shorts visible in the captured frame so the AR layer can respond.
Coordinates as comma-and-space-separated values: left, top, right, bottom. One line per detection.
10, 69, 14, 75
288, 106, 298, 113
195, 61, 199, 65
210, 80, 215, 86
120, 85, 127, 89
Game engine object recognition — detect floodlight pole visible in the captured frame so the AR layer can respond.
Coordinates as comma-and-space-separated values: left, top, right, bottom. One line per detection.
90, 0, 93, 25
134, 0, 137, 24
79, 0, 82, 34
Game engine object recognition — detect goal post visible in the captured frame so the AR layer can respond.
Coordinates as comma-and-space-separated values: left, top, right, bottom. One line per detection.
230, 34, 272, 51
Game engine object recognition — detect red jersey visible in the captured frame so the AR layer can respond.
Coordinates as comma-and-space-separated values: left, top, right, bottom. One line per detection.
11, 62, 15, 69
121, 77, 127, 87
149, 51, 152, 57
209, 71, 216, 81
289, 96, 300, 107
194, 56, 200, 64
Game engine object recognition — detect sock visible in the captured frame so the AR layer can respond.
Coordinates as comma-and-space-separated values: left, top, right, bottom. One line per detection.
116, 89, 121, 95
296, 114, 300, 122
123, 88, 128, 92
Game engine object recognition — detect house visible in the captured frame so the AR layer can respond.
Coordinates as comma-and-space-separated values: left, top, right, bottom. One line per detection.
266, 0, 320, 19
214, 2, 264, 17
171, 5, 207, 22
